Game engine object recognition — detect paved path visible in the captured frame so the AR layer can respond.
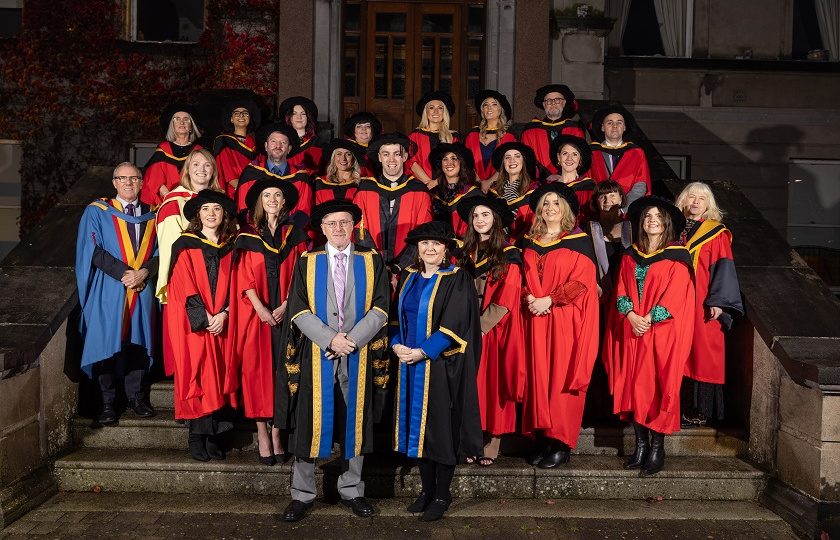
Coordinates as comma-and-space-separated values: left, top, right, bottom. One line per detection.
0, 493, 801, 540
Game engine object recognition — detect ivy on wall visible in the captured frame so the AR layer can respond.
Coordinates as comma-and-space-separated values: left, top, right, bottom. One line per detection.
0, 0, 278, 235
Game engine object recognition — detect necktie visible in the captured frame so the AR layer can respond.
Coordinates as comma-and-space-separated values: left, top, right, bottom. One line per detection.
124, 203, 138, 253
335, 253, 347, 330
271, 165, 281, 175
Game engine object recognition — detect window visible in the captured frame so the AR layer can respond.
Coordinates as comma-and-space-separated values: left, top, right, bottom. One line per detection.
0, 0, 22, 39
131, 0, 205, 43
792, 0, 824, 60
620, 0, 693, 57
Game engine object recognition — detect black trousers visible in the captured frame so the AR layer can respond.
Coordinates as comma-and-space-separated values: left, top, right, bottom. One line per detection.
95, 344, 149, 404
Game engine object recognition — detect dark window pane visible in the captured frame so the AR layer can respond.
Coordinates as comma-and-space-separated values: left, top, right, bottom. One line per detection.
345, 3, 360, 31
375, 77, 387, 98
621, 0, 665, 56
468, 79, 481, 99
344, 77, 357, 97
374, 37, 388, 75
423, 14, 453, 33
393, 77, 405, 99
376, 12, 406, 33
137, 0, 205, 42
792, 0, 824, 59
439, 79, 452, 95
422, 78, 434, 95
343, 35, 359, 97
468, 6, 484, 34
0, 8, 22, 39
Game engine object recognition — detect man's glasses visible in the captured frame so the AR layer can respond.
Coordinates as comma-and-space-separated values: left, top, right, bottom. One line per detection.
114, 176, 142, 183
543, 98, 566, 105
322, 220, 353, 229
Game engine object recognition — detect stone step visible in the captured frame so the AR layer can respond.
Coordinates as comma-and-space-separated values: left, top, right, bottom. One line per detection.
148, 380, 174, 410
70, 409, 748, 457
53, 448, 765, 501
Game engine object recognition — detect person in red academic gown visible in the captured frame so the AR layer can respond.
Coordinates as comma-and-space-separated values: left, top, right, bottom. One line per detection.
490, 142, 539, 243
343, 111, 382, 178
588, 104, 651, 208
353, 132, 433, 280
675, 183, 743, 426
314, 139, 365, 205
455, 194, 525, 465
406, 91, 459, 186
520, 183, 600, 469
279, 96, 323, 176
520, 84, 585, 181
602, 196, 695, 476
229, 177, 309, 466
167, 190, 239, 462
141, 103, 203, 206
548, 134, 596, 224
463, 90, 518, 188
427, 142, 482, 238
213, 98, 261, 198
235, 123, 313, 229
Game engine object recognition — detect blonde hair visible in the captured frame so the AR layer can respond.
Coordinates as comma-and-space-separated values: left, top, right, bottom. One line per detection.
675, 182, 724, 222
165, 111, 201, 143
418, 105, 454, 144
179, 149, 223, 192
529, 193, 576, 237
478, 99, 509, 142
325, 149, 361, 184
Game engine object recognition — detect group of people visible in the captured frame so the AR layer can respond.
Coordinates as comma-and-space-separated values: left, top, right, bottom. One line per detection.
74, 84, 743, 523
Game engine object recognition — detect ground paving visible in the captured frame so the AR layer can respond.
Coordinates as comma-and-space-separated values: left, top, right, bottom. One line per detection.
0, 492, 802, 540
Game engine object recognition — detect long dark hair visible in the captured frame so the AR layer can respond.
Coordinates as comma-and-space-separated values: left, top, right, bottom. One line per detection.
285, 107, 316, 140
636, 205, 676, 254
457, 209, 508, 282
431, 162, 471, 199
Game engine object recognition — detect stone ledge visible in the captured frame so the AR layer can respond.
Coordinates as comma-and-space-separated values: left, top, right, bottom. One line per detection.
0, 468, 57, 529
762, 477, 840, 540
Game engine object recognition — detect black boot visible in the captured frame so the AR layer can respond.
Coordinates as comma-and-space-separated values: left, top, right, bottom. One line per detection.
526, 433, 549, 466
206, 435, 225, 460
537, 440, 570, 469
641, 431, 665, 475
189, 434, 210, 462
624, 422, 650, 470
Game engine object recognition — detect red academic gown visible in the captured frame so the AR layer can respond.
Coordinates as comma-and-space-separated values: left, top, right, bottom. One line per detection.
472, 245, 526, 435
521, 232, 600, 448
229, 223, 309, 418
213, 134, 258, 198
167, 233, 235, 421
235, 158, 313, 225
141, 141, 202, 206
432, 184, 482, 238
499, 183, 538, 243
566, 176, 596, 225
683, 220, 742, 384
602, 245, 695, 434
589, 142, 651, 198
352, 176, 433, 265
520, 119, 585, 176
287, 136, 323, 176
406, 129, 459, 180
463, 128, 518, 182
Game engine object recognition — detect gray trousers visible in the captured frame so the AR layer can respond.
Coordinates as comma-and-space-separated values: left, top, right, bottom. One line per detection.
290, 355, 365, 503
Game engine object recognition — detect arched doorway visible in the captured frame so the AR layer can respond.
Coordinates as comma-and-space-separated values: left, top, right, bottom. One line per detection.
342, 0, 486, 135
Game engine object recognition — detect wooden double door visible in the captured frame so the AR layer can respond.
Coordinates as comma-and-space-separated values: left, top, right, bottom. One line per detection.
343, 1, 484, 135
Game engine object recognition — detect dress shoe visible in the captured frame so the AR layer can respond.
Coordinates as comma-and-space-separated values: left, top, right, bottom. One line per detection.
406, 492, 432, 513
127, 399, 155, 418
188, 435, 210, 462
341, 496, 374, 517
274, 452, 290, 465
625, 421, 650, 470
640, 431, 665, 475
98, 404, 118, 425
526, 442, 550, 466
283, 499, 313, 522
258, 454, 276, 466
537, 444, 570, 469
419, 498, 451, 522
206, 436, 225, 460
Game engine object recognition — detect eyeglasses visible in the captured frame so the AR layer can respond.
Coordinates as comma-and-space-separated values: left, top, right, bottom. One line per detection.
172, 116, 192, 124
322, 220, 353, 229
231, 110, 250, 117
543, 97, 566, 105
114, 176, 142, 183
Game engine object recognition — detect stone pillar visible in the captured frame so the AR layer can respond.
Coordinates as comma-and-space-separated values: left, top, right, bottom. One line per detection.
550, 0, 614, 100
278, 0, 314, 105
484, 0, 516, 106
312, 0, 342, 131
513, 0, 551, 119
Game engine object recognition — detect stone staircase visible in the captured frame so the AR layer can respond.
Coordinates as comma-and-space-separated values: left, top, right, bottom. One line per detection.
53, 380, 766, 501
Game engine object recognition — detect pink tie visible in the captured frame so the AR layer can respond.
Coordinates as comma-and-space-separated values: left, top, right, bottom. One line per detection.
335, 253, 347, 330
